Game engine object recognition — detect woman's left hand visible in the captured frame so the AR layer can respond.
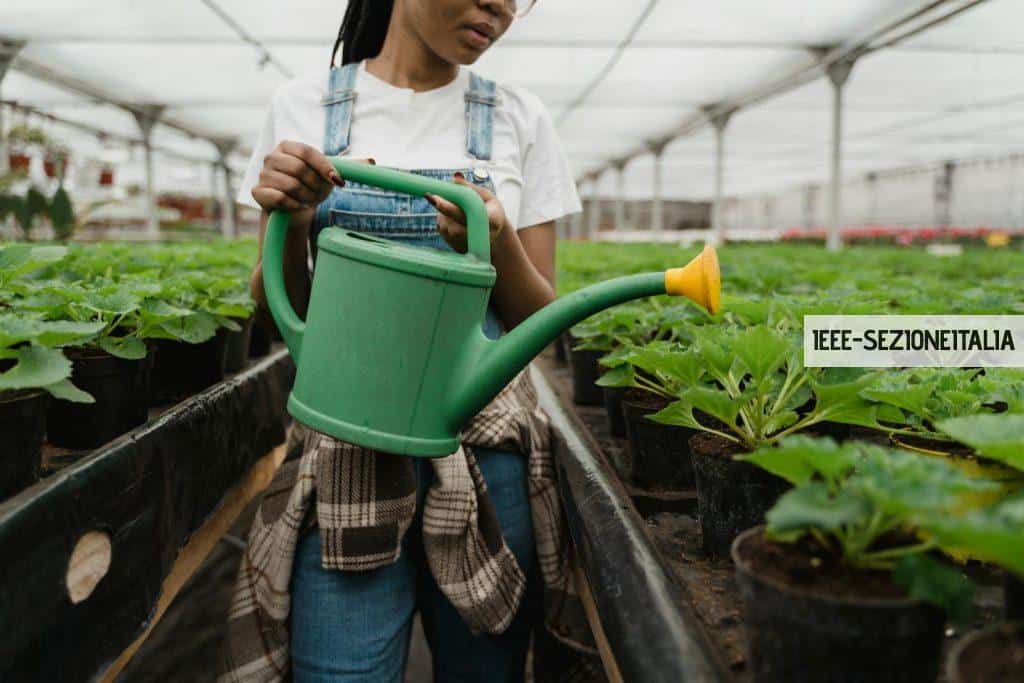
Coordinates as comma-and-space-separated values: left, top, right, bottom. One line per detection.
426, 172, 509, 253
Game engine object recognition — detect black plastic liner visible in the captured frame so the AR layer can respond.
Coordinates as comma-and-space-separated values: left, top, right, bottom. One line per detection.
532, 366, 729, 682
0, 391, 48, 501
0, 350, 295, 681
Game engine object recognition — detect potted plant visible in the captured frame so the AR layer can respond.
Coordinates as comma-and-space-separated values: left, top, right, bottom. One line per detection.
43, 146, 69, 180
0, 315, 100, 499
649, 324, 899, 556
598, 340, 708, 490
735, 436, 1000, 682
933, 413, 1024, 619
99, 165, 115, 187
5, 124, 46, 174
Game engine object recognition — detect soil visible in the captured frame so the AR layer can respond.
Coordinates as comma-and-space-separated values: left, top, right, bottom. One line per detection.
689, 431, 747, 461
622, 388, 669, 411
735, 528, 909, 601
953, 624, 1024, 683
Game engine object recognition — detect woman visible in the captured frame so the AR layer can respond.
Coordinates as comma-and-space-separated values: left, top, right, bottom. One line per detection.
220, 1, 584, 681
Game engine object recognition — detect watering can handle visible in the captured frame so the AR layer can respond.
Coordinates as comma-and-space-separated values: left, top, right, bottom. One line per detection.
262, 159, 492, 363
334, 158, 491, 263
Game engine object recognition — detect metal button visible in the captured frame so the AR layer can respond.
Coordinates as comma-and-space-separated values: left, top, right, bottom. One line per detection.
472, 166, 489, 181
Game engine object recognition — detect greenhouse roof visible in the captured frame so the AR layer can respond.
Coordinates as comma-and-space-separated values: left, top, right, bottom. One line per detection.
2, 0, 1021, 200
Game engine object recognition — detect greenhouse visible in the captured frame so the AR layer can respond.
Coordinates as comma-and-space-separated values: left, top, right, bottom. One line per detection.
1, 1, 1022, 682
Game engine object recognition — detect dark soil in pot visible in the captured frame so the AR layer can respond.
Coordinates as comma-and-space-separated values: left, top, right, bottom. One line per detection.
602, 384, 627, 438
568, 340, 604, 406
249, 321, 272, 359
690, 432, 791, 558
0, 390, 49, 500
733, 526, 946, 683
1006, 572, 1024, 620
150, 330, 229, 405
224, 316, 255, 373
947, 622, 1024, 683
46, 347, 153, 450
622, 390, 695, 490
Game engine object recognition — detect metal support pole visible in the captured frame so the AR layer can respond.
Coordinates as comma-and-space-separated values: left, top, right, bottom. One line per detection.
648, 139, 669, 233
706, 109, 733, 246
131, 105, 165, 237
212, 138, 238, 238
587, 176, 601, 241
0, 40, 26, 176
825, 58, 856, 251
935, 161, 955, 228
613, 160, 627, 232
570, 182, 584, 240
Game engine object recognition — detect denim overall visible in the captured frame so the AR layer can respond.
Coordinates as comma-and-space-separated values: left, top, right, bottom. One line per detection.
290, 62, 540, 683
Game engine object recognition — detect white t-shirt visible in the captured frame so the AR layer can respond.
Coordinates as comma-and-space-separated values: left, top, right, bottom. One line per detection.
238, 60, 581, 230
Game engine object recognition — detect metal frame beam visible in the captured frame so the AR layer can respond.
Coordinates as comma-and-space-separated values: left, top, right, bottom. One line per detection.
825, 58, 856, 251
212, 137, 238, 238
580, 0, 993, 183
131, 105, 165, 236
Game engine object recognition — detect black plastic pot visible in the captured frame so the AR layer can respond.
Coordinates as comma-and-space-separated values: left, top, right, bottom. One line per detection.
622, 391, 695, 490
602, 385, 627, 438
0, 390, 49, 500
225, 316, 255, 373
568, 340, 603, 406
1006, 572, 1024, 620
947, 622, 1024, 683
150, 330, 229, 405
249, 320, 273, 359
733, 526, 946, 683
46, 348, 153, 450
691, 432, 790, 557
553, 330, 568, 364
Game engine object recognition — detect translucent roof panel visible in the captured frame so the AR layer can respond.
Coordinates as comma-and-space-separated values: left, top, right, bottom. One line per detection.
2, 0, 1022, 203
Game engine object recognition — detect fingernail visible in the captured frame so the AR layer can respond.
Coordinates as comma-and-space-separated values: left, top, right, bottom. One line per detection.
454, 171, 465, 180
330, 172, 345, 187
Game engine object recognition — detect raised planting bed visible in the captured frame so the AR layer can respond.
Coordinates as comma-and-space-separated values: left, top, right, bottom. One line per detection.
537, 351, 1008, 682
0, 348, 294, 681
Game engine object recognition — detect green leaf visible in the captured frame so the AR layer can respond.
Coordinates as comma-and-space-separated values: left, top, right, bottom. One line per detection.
766, 483, 871, 543
733, 325, 789, 385
0, 345, 72, 390
45, 378, 95, 404
892, 554, 974, 625
743, 435, 859, 488
681, 384, 741, 428
935, 414, 1024, 471
596, 363, 634, 388
159, 312, 219, 344
99, 335, 147, 360
648, 399, 704, 431
921, 495, 1024, 576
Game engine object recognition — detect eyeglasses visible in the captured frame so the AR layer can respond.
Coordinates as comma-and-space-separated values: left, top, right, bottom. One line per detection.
504, 0, 537, 18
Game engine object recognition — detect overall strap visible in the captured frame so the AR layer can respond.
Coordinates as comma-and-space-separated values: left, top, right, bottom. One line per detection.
321, 62, 359, 156
465, 71, 500, 161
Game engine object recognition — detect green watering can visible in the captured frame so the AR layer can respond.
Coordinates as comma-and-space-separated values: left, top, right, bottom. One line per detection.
264, 159, 720, 457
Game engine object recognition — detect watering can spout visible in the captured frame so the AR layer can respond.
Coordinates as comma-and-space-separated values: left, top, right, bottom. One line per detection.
448, 245, 720, 428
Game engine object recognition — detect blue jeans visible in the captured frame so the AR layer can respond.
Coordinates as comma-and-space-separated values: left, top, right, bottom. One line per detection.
290, 446, 540, 682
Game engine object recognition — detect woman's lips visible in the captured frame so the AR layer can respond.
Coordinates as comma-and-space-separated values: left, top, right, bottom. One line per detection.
462, 25, 493, 49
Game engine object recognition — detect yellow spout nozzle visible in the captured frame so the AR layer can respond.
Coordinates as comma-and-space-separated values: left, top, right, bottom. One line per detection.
664, 244, 720, 314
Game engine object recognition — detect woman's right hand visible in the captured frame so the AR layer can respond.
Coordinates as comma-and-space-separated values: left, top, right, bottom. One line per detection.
251, 141, 344, 213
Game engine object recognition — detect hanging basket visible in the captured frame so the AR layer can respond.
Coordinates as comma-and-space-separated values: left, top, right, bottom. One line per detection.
8, 153, 31, 173
44, 153, 68, 179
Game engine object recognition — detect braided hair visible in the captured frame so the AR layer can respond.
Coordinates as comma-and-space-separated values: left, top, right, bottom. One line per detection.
331, 0, 395, 66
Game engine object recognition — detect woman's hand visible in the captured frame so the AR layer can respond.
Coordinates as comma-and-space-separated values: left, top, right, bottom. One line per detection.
426, 172, 510, 253
251, 141, 348, 212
